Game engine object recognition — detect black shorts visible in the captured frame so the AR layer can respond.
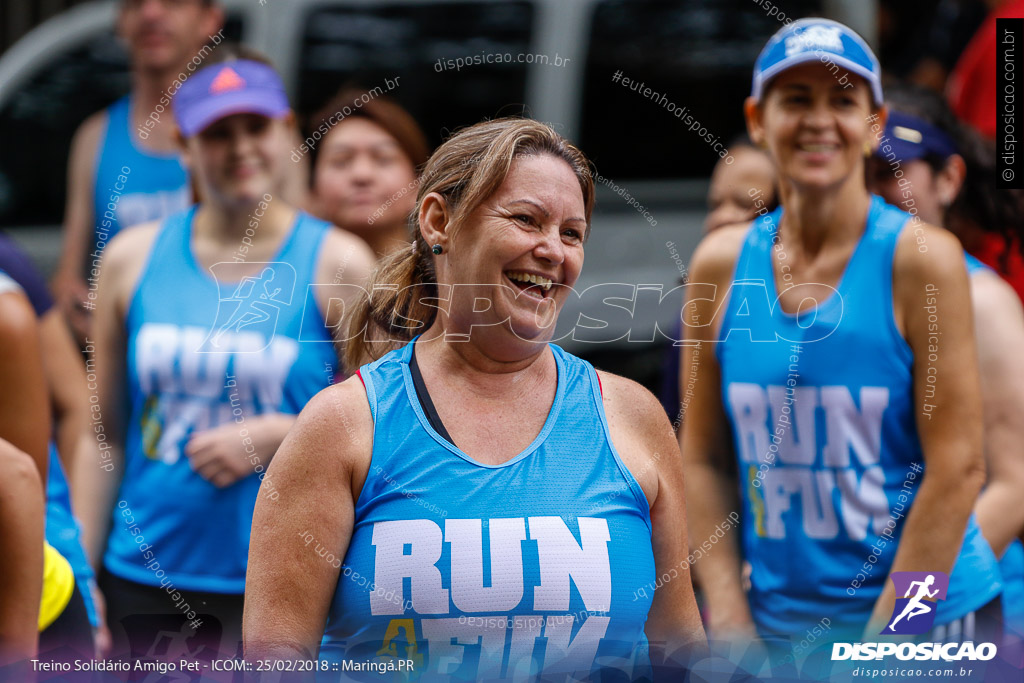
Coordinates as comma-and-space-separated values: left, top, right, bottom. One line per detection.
29, 584, 95, 682
922, 595, 1003, 643
99, 569, 245, 667
38, 582, 94, 659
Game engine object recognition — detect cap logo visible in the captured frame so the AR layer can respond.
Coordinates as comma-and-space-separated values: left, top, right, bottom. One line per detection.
785, 25, 844, 57
893, 126, 923, 144
210, 66, 246, 94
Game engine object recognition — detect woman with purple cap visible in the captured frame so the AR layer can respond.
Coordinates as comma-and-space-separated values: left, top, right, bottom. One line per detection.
75, 47, 374, 661
679, 17, 1003, 658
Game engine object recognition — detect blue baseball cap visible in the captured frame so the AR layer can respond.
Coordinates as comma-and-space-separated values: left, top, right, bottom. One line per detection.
874, 110, 958, 163
752, 18, 883, 106
174, 59, 290, 137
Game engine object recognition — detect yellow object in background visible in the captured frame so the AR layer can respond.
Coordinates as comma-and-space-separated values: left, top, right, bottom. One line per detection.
38, 542, 74, 631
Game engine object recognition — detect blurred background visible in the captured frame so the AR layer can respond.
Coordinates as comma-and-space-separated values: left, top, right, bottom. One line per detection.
0, 0, 1014, 387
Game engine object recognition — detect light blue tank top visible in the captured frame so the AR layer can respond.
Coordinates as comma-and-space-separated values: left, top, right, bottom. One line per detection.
46, 445, 98, 626
1000, 540, 1024, 635
104, 206, 338, 593
92, 97, 190, 251
965, 252, 1024, 634
322, 338, 655, 681
717, 195, 1002, 637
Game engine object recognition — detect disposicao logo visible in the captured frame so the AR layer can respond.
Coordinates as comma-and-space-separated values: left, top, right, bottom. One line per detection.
882, 571, 947, 635
831, 570, 997, 662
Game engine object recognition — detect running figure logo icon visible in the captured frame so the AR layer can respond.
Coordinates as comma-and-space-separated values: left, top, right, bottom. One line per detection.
882, 571, 949, 635
200, 262, 296, 352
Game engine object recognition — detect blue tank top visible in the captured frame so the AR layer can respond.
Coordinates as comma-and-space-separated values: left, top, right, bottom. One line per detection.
966, 252, 1024, 634
104, 206, 338, 593
92, 97, 190, 251
46, 445, 99, 627
1000, 540, 1024, 635
717, 195, 1002, 637
322, 338, 655, 681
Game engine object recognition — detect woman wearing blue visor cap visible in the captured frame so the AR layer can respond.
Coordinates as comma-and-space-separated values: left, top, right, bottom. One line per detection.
680, 17, 1003, 653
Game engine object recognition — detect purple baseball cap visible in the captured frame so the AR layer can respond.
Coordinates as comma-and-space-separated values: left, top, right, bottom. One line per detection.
173, 59, 290, 137
874, 110, 958, 163
752, 18, 883, 106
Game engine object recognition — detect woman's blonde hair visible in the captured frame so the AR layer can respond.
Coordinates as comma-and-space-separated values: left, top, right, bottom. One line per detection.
344, 117, 594, 370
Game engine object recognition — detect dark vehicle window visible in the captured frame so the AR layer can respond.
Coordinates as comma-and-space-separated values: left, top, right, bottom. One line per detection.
297, 2, 534, 150
580, 0, 821, 180
0, 15, 244, 228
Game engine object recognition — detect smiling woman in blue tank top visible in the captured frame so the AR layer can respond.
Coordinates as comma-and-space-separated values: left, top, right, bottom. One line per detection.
75, 47, 374, 663
244, 118, 707, 680
680, 18, 1003, 655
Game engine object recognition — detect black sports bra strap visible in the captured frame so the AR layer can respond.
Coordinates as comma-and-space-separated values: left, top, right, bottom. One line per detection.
409, 344, 457, 447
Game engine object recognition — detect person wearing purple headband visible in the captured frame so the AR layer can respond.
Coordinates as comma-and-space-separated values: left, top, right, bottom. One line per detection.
680, 17, 1002, 664
868, 86, 1024, 660
75, 48, 374, 663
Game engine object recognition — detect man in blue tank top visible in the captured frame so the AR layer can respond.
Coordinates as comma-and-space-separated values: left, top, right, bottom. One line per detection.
52, 0, 224, 345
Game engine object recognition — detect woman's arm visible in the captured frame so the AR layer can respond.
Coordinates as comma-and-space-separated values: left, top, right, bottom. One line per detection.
0, 291, 51, 479
72, 223, 157, 568
600, 371, 708, 664
0, 439, 45, 668
865, 225, 987, 634
53, 111, 104, 343
243, 376, 373, 659
678, 226, 754, 639
185, 413, 297, 488
968, 272, 1024, 557
39, 309, 90, 480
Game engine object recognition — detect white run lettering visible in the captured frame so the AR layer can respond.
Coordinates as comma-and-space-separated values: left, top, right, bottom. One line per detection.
732, 384, 892, 540
370, 520, 448, 615
529, 517, 612, 612
445, 518, 526, 612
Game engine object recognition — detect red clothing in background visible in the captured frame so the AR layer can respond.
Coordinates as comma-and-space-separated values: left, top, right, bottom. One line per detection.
947, 0, 1024, 138
973, 232, 1024, 302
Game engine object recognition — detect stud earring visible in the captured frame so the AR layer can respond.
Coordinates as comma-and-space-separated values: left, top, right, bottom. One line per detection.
432, 244, 443, 255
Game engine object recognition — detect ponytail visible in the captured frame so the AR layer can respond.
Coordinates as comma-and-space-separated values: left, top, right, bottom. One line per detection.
344, 239, 438, 371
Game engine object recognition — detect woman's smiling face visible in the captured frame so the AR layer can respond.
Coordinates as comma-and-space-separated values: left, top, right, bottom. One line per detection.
442, 152, 587, 343
750, 63, 878, 192
187, 112, 292, 208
